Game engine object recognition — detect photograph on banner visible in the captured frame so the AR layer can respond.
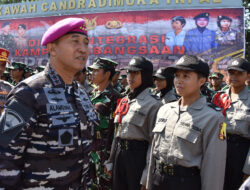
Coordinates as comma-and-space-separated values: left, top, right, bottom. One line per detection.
0, 8, 244, 72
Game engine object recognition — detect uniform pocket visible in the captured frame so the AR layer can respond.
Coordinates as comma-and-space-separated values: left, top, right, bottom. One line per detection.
129, 111, 146, 127
153, 122, 166, 133
174, 126, 201, 144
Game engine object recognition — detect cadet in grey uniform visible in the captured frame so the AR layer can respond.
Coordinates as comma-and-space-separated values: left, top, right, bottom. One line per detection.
0, 48, 13, 114
153, 67, 178, 104
0, 18, 97, 189
213, 58, 250, 190
105, 56, 162, 190
147, 55, 227, 190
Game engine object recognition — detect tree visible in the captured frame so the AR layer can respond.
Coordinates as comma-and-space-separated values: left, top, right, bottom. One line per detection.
243, 0, 250, 60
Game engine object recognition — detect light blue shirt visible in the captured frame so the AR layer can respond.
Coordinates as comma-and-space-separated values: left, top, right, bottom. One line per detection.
165, 30, 186, 53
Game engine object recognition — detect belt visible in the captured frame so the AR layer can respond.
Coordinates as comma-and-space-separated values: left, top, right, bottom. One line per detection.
227, 134, 249, 144
117, 138, 148, 151
155, 160, 200, 177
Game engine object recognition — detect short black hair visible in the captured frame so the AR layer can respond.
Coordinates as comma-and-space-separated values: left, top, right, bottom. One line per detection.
1, 22, 10, 28
18, 24, 26, 30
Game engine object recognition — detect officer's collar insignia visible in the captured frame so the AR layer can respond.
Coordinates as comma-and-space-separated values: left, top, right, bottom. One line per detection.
47, 65, 63, 86
1, 108, 25, 133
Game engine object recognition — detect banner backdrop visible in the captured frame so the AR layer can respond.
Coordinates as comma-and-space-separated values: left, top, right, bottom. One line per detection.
0, 8, 244, 71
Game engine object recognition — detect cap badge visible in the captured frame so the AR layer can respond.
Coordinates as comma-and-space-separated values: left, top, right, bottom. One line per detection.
129, 59, 136, 66
1, 52, 7, 57
177, 57, 185, 65
231, 60, 239, 66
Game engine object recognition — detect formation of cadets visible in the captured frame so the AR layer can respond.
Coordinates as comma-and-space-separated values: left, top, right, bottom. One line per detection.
0, 17, 249, 190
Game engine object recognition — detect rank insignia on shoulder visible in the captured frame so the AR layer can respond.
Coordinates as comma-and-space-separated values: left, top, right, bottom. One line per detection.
1, 108, 25, 133
207, 103, 222, 111
219, 122, 227, 141
151, 94, 160, 100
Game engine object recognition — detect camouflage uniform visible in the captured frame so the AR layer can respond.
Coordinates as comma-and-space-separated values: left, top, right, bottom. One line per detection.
90, 84, 121, 189
9, 62, 26, 86
0, 79, 13, 114
0, 64, 97, 189
216, 28, 240, 46
0, 34, 15, 55
113, 81, 125, 94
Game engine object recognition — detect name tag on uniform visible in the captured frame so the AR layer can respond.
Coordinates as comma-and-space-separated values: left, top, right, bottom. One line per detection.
46, 103, 73, 114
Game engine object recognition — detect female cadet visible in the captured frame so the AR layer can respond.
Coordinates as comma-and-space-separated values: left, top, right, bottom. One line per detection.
153, 67, 178, 104
213, 58, 250, 190
147, 55, 227, 190
105, 56, 162, 190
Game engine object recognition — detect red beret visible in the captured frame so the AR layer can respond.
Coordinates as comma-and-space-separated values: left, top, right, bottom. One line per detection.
41, 17, 88, 46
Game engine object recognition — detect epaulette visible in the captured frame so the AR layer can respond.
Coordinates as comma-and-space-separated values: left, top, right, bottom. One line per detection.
151, 94, 161, 100
207, 102, 222, 111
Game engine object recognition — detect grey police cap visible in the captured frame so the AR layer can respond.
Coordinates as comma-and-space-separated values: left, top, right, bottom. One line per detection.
166, 55, 210, 77
227, 58, 250, 73
123, 56, 153, 72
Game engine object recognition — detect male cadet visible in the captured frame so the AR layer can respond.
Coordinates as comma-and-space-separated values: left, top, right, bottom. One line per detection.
9, 61, 26, 85
208, 72, 225, 97
213, 58, 250, 190
112, 69, 125, 93
24, 66, 34, 79
0, 48, 13, 114
75, 67, 93, 96
147, 55, 226, 190
88, 57, 121, 189
0, 17, 97, 189
184, 13, 217, 55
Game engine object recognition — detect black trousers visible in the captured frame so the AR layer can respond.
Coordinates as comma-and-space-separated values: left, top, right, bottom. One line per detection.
151, 168, 201, 190
112, 140, 147, 190
224, 135, 249, 190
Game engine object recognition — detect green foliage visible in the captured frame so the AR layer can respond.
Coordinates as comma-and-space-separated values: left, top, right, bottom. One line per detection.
243, 0, 249, 60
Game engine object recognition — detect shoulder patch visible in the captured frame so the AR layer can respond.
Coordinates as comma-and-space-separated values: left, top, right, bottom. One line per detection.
1, 109, 25, 133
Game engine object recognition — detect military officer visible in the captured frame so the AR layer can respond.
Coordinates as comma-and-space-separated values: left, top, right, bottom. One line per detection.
147, 55, 226, 190
9, 61, 26, 85
0, 48, 13, 114
208, 72, 225, 97
213, 58, 250, 190
105, 56, 162, 190
216, 15, 240, 48
153, 67, 178, 104
24, 66, 34, 79
184, 13, 217, 55
0, 17, 97, 189
88, 57, 121, 189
